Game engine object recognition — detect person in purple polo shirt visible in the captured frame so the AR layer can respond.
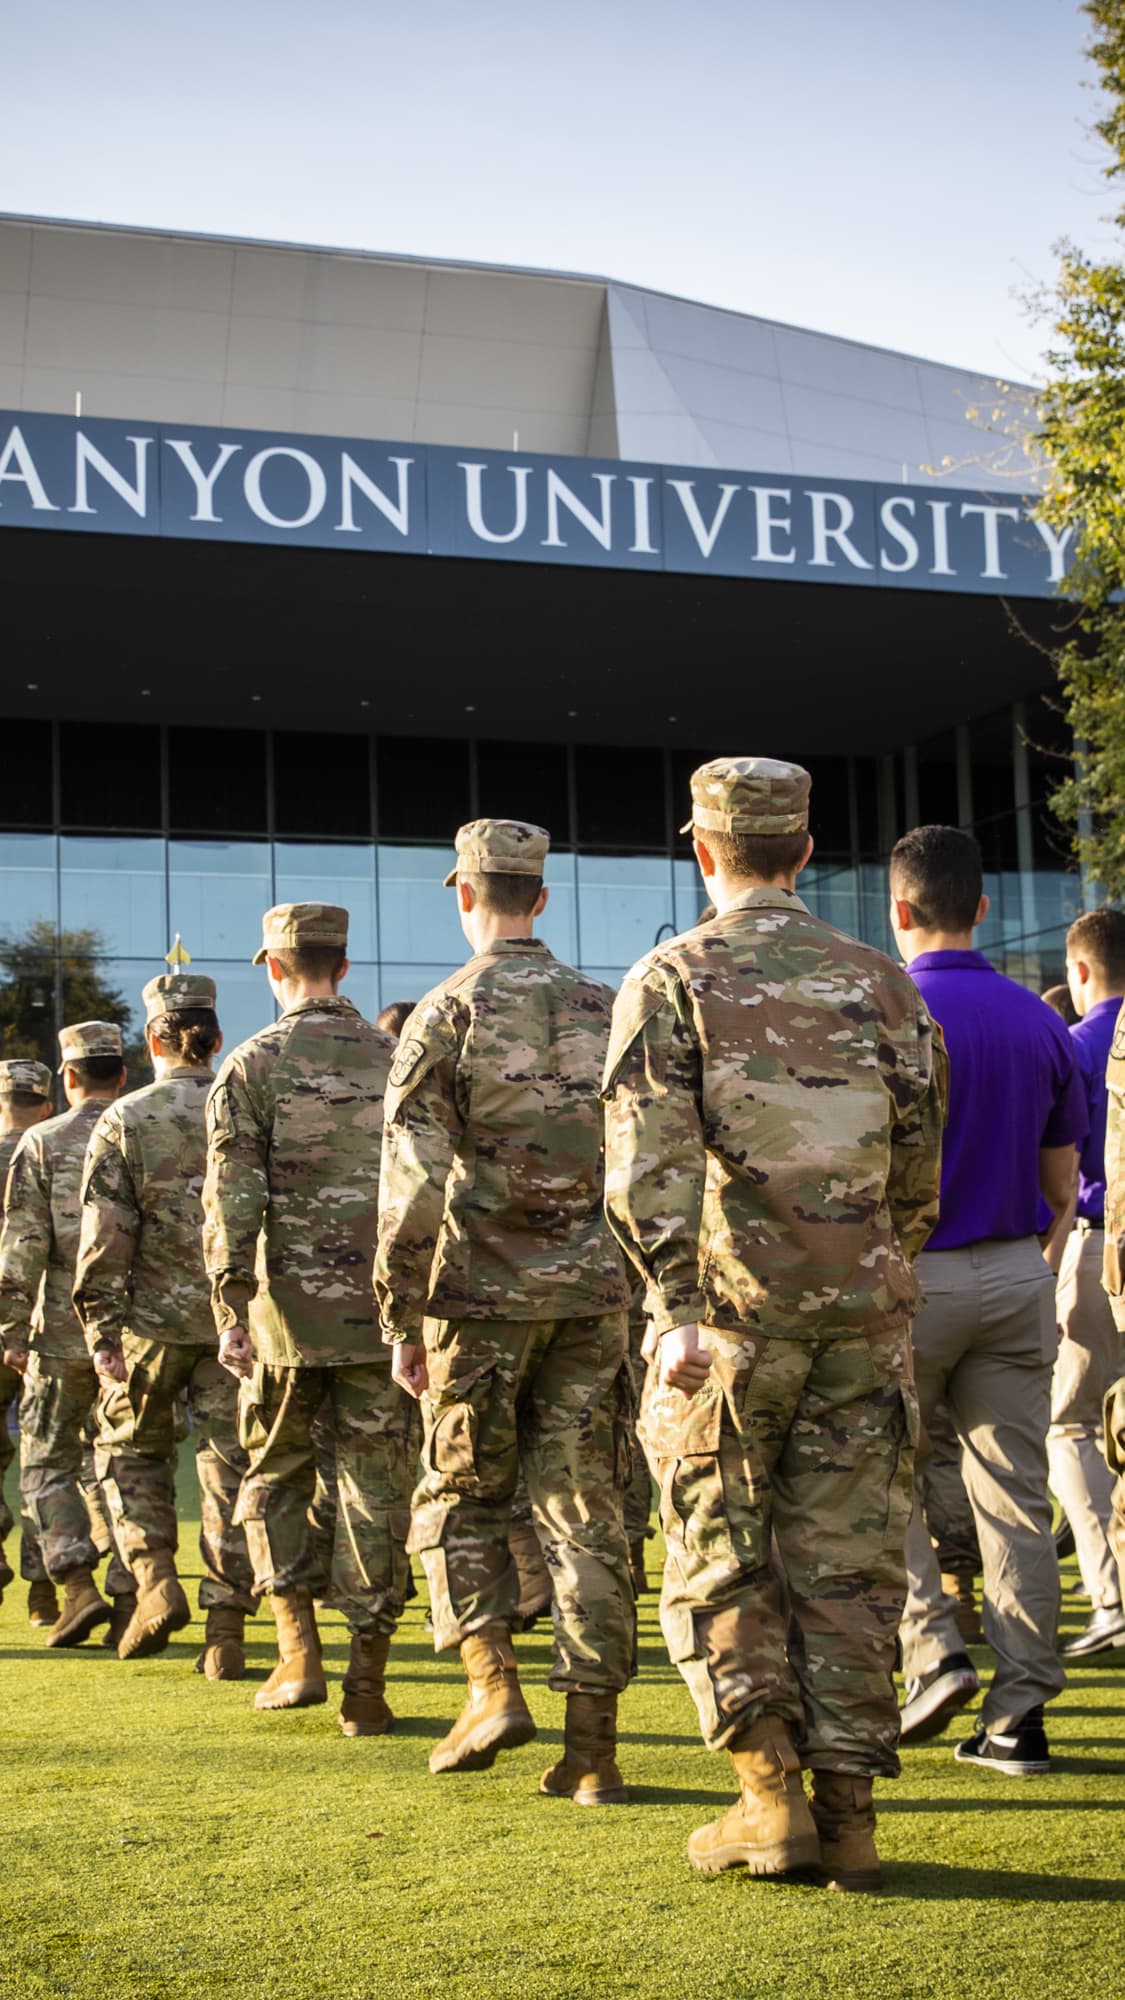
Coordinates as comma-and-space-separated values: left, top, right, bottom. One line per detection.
888, 826, 1087, 1775
1047, 910, 1125, 1656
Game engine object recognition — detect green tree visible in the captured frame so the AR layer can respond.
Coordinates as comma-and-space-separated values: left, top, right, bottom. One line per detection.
1037, 0, 1125, 896
0, 921, 140, 1083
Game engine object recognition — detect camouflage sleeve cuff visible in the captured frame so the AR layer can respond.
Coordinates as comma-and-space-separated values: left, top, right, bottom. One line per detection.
210, 1274, 254, 1333
85, 1329, 124, 1356
381, 1318, 424, 1346
647, 1289, 709, 1336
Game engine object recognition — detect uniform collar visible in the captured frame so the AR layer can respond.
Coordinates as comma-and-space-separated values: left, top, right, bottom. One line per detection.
722, 885, 810, 917
471, 936, 551, 959
281, 994, 360, 1020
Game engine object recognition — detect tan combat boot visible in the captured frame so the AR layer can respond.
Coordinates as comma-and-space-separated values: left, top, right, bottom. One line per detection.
194, 1604, 247, 1681
628, 1539, 649, 1598
540, 1691, 629, 1805
809, 1772, 881, 1892
687, 1714, 821, 1876
254, 1588, 327, 1710
941, 1570, 983, 1645
103, 1591, 138, 1650
117, 1549, 191, 1660
509, 1517, 552, 1632
27, 1578, 59, 1628
339, 1631, 394, 1737
429, 1623, 537, 1774
45, 1566, 111, 1648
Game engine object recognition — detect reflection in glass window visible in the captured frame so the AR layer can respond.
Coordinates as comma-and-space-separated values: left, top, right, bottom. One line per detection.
0, 834, 58, 937
60, 837, 167, 957
169, 842, 272, 962
537, 852, 579, 966
340, 963, 379, 1026
673, 857, 707, 935
377, 847, 463, 968
377, 964, 460, 1015
576, 855, 674, 970
69, 959, 152, 1057
273, 844, 377, 962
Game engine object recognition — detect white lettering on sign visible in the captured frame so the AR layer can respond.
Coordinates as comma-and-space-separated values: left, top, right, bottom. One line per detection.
627, 475, 657, 555
0, 424, 57, 510
960, 501, 1020, 580
808, 491, 873, 569
460, 462, 531, 544
337, 454, 413, 536
542, 470, 616, 550
165, 439, 242, 523
69, 432, 152, 516
1031, 516, 1075, 584
243, 447, 327, 529
667, 479, 740, 558
928, 500, 954, 577
749, 486, 796, 564
879, 495, 919, 573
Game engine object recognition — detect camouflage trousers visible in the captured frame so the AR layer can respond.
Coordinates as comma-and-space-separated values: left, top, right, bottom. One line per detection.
918, 1396, 982, 1574
623, 1320, 656, 1546
1, 1359, 20, 1554
19, 1351, 132, 1591
640, 1325, 917, 1774
237, 1358, 419, 1636
96, 1336, 256, 1612
410, 1312, 636, 1694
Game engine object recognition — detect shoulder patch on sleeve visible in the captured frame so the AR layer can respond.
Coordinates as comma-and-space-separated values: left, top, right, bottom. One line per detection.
384, 1005, 460, 1119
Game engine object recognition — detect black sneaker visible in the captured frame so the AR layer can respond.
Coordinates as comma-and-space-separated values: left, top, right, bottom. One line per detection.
899, 1652, 980, 1743
954, 1706, 1050, 1777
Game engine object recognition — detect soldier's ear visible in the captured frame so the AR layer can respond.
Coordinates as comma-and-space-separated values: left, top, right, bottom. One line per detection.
533, 885, 549, 917
457, 880, 476, 915
693, 836, 717, 879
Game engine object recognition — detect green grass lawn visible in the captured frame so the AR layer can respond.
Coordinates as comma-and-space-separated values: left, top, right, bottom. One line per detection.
3, 1451, 1123, 2000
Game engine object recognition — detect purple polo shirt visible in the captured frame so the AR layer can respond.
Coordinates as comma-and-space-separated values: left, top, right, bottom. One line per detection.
1071, 996, 1121, 1224
908, 949, 1088, 1250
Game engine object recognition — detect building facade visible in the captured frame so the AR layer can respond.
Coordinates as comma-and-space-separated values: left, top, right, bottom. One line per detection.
0, 214, 1082, 1063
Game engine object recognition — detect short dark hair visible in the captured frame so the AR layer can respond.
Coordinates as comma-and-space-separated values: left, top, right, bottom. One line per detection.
376, 1000, 415, 1037
890, 826, 983, 933
270, 944, 347, 984
1041, 983, 1079, 1026
463, 872, 543, 918
149, 1007, 222, 1066
705, 829, 810, 882
1066, 908, 1125, 987
0, 1088, 50, 1111
68, 1054, 126, 1084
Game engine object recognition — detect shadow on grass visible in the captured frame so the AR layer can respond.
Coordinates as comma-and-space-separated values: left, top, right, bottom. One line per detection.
884, 1793, 1125, 1812
883, 1863, 1125, 1901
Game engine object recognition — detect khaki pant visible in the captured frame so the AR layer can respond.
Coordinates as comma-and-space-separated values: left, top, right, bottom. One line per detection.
410, 1312, 635, 1695
1048, 1224, 1125, 1611
643, 1324, 917, 1774
20, 1351, 132, 1591
237, 1357, 419, 1636
96, 1335, 256, 1612
902, 1239, 1065, 1731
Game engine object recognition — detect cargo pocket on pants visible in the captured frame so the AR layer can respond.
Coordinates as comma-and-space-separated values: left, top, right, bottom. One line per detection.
641, 1378, 730, 1568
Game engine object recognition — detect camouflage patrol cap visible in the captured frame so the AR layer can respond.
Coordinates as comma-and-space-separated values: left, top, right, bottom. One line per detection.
57, 1020, 124, 1074
252, 902, 349, 966
680, 756, 811, 837
142, 973, 217, 1025
442, 818, 550, 889
0, 1058, 52, 1099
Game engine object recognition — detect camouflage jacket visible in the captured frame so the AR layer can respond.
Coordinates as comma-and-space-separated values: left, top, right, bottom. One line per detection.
1104, 1000, 1125, 1333
73, 1067, 215, 1356
0, 1128, 24, 1214
203, 996, 394, 1368
602, 887, 947, 1342
0, 1096, 117, 1360
375, 938, 629, 1340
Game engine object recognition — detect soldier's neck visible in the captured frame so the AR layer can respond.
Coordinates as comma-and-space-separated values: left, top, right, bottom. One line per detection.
710, 872, 801, 914
463, 912, 537, 953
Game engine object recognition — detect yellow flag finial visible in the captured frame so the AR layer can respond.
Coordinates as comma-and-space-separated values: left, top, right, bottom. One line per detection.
165, 934, 192, 967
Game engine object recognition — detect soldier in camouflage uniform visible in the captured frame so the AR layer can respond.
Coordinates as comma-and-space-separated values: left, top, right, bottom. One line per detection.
375, 818, 636, 1803
0, 1058, 54, 1614
1101, 1001, 1125, 1595
603, 759, 946, 1888
203, 903, 418, 1735
0, 1022, 134, 1646
73, 974, 257, 1675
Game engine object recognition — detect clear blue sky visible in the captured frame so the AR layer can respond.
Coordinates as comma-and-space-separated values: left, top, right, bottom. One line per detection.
2, 0, 1112, 379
